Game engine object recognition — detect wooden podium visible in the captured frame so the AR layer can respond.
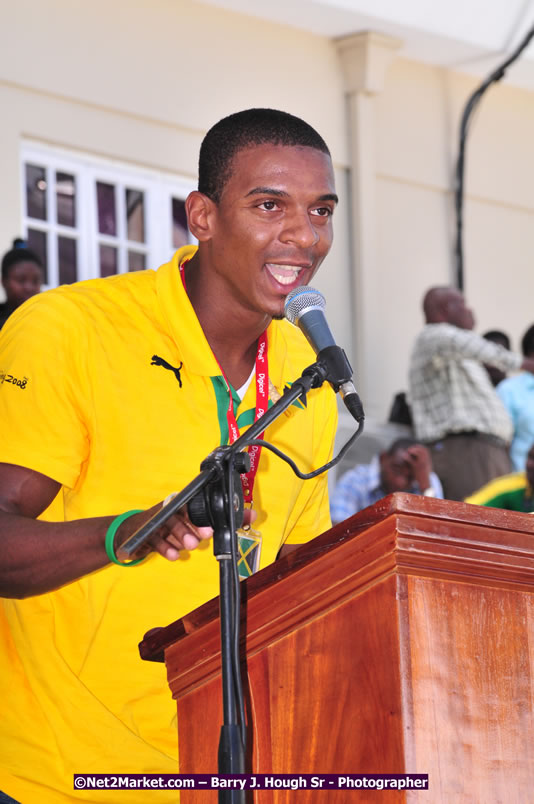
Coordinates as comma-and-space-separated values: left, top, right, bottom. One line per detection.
139, 494, 534, 802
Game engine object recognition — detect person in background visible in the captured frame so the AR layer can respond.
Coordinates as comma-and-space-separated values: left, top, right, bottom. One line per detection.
464, 442, 534, 513
496, 323, 534, 471
330, 438, 443, 524
408, 287, 534, 501
482, 329, 511, 387
388, 390, 413, 426
0, 239, 43, 329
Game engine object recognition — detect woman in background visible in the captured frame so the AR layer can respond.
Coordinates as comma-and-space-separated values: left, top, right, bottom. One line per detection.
0, 239, 44, 329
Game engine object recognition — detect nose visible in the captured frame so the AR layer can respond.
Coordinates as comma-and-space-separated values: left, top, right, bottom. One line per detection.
23, 282, 39, 294
280, 210, 319, 249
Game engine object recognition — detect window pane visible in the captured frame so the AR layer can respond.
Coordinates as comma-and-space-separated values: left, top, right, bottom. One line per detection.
126, 189, 145, 243
58, 237, 77, 284
27, 229, 48, 284
56, 172, 76, 227
172, 198, 188, 249
99, 244, 117, 277
26, 164, 47, 221
97, 182, 116, 236
128, 251, 145, 272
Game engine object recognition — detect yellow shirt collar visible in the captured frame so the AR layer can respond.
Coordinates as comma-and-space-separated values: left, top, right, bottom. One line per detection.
156, 245, 288, 388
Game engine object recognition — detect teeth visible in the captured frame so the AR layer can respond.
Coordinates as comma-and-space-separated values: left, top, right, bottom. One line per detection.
266, 264, 301, 285
274, 273, 298, 285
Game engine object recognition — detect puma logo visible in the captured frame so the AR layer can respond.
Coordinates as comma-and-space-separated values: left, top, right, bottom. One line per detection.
151, 355, 183, 388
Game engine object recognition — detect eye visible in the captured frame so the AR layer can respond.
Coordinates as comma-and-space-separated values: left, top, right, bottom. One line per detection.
311, 206, 333, 218
257, 200, 280, 211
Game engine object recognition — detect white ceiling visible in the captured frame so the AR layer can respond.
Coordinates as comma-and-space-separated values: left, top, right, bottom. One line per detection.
195, 0, 534, 90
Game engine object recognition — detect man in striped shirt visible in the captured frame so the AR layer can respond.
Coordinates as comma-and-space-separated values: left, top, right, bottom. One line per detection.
408, 287, 534, 501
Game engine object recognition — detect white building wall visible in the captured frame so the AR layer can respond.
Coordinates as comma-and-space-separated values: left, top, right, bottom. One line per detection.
369, 58, 534, 420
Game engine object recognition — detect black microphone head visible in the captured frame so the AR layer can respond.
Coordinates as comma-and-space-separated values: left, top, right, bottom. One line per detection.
284, 286, 325, 326
284, 286, 336, 354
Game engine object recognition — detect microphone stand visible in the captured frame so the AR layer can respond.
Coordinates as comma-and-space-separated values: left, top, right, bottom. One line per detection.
119, 355, 345, 801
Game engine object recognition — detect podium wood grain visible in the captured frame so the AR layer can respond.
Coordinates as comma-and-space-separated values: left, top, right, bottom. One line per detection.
139, 494, 534, 802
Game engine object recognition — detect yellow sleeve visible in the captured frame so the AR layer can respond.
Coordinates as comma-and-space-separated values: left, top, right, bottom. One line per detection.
0, 291, 90, 488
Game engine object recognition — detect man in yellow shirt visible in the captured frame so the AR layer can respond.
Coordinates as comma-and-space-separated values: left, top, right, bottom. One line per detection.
464, 442, 534, 512
0, 108, 339, 802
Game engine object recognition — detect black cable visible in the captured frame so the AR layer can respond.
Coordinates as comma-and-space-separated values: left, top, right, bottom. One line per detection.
244, 418, 364, 480
454, 23, 534, 290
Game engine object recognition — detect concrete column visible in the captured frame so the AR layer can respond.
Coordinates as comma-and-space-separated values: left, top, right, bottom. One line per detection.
336, 32, 401, 419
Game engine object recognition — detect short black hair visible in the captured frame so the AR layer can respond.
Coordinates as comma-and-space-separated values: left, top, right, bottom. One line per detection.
521, 324, 534, 357
483, 330, 511, 350
2, 239, 42, 281
198, 108, 331, 203
386, 437, 420, 456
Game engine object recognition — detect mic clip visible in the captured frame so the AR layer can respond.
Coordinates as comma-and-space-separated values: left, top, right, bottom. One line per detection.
315, 345, 353, 390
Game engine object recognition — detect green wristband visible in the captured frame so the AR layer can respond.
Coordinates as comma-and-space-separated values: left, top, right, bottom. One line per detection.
105, 510, 145, 566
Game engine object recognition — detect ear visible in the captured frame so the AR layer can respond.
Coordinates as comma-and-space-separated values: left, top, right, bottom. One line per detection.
186, 191, 217, 243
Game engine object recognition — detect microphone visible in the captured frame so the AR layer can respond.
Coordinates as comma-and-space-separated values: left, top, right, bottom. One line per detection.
284, 286, 364, 423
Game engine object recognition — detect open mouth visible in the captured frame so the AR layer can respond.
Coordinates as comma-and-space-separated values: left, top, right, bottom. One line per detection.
265, 263, 305, 286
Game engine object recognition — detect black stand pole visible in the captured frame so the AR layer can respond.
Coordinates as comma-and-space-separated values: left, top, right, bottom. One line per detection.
218, 560, 245, 803
191, 465, 247, 802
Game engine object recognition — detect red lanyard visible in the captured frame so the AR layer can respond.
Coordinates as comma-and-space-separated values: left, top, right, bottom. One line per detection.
217, 331, 268, 504
180, 262, 267, 504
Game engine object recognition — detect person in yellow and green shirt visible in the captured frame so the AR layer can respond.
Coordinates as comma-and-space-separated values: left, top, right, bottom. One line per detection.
464, 442, 534, 513
0, 109, 339, 803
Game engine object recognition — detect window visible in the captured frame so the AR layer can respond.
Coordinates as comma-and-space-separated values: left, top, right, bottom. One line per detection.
21, 143, 196, 288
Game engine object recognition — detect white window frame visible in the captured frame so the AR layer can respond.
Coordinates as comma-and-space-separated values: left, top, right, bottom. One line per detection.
20, 141, 196, 288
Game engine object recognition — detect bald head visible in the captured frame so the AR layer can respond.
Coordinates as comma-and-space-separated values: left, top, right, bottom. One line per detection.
423, 286, 475, 330
423, 287, 452, 321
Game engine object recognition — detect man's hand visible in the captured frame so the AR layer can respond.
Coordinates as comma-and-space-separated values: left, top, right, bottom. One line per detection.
405, 444, 432, 492
115, 503, 257, 562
